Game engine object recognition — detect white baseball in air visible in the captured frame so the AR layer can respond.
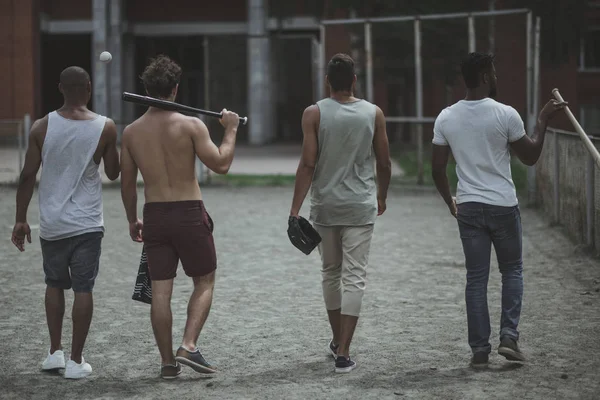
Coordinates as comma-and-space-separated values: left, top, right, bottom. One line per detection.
99, 51, 112, 63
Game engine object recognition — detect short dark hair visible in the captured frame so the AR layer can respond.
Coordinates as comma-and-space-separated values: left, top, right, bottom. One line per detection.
460, 52, 495, 89
327, 53, 355, 92
59, 66, 90, 97
141, 55, 182, 98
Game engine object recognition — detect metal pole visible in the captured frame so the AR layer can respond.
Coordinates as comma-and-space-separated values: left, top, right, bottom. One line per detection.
586, 152, 594, 247
414, 18, 424, 185
319, 24, 326, 100
468, 15, 476, 52
553, 131, 560, 224
526, 11, 534, 204
92, 0, 109, 116
365, 22, 374, 102
320, 8, 531, 25
18, 121, 23, 173
21, 114, 31, 172
488, 0, 496, 52
533, 17, 541, 120
197, 36, 210, 184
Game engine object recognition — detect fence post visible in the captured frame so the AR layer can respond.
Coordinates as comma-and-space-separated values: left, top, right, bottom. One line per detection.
553, 130, 560, 224
468, 14, 475, 52
586, 152, 594, 248
364, 22, 374, 103
20, 114, 32, 172
414, 18, 424, 185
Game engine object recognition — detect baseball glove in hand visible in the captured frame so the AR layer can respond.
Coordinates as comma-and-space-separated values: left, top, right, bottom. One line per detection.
287, 216, 322, 255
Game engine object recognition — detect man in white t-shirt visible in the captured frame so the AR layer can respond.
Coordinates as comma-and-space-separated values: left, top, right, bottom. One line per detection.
431, 52, 566, 368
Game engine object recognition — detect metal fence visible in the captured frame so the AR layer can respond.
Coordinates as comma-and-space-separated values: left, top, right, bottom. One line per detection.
0, 116, 29, 184
535, 127, 600, 253
319, 8, 540, 184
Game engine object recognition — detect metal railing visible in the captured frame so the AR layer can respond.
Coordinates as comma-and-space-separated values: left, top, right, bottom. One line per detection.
0, 116, 29, 184
535, 127, 600, 252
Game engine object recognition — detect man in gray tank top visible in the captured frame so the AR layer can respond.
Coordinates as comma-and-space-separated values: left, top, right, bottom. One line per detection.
11, 66, 120, 379
290, 53, 392, 373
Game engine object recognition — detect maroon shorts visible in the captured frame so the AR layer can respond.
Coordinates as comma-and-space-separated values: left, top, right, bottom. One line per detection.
142, 200, 216, 281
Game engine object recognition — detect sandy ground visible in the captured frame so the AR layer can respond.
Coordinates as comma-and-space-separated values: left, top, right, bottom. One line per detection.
0, 186, 599, 400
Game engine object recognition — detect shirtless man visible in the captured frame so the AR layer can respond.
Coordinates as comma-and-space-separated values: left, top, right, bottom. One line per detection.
119, 55, 240, 379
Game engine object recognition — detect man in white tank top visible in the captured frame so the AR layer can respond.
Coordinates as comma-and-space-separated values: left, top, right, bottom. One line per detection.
289, 53, 392, 373
11, 66, 120, 379
431, 52, 566, 368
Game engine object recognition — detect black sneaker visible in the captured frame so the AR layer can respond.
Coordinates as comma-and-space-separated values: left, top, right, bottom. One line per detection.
328, 340, 339, 358
335, 355, 356, 373
498, 337, 526, 362
161, 362, 182, 379
470, 352, 489, 368
175, 347, 217, 374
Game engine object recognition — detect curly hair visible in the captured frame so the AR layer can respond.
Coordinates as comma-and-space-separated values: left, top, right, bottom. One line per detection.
141, 55, 182, 98
326, 53, 355, 92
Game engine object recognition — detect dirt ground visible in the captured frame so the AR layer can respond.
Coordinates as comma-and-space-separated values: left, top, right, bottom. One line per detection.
0, 186, 599, 400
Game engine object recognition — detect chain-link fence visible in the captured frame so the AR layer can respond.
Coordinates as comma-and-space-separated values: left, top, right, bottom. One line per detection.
536, 127, 600, 253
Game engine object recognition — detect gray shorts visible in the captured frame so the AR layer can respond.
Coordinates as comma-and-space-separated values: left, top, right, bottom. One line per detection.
40, 232, 104, 292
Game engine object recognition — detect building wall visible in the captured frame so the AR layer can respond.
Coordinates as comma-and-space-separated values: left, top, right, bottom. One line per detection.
42, 0, 91, 19
0, 0, 39, 120
126, 0, 246, 21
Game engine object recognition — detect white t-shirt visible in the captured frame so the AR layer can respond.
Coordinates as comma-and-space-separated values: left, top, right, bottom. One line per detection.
432, 98, 526, 207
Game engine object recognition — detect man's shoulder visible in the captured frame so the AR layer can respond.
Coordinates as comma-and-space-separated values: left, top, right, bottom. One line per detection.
487, 99, 518, 114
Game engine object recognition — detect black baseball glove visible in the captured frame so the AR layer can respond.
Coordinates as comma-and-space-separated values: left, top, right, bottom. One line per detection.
287, 216, 322, 255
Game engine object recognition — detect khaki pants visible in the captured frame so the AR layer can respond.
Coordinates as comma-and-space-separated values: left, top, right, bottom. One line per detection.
314, 224, 374, 317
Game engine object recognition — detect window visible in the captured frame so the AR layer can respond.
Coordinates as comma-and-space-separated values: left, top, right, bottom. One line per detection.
581, 105, 600, 136
580, 27, 600, 70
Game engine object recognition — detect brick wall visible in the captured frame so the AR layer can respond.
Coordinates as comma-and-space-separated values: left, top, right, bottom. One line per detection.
0, 0, 39, 120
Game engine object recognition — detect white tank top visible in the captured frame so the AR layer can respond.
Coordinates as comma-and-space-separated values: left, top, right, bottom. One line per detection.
38, 111, 107, 240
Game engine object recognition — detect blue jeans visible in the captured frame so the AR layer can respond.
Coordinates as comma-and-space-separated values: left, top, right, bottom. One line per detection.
456, 202, 523, 354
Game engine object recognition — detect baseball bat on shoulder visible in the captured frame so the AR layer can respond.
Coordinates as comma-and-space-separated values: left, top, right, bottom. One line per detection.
552, 88, 600, 169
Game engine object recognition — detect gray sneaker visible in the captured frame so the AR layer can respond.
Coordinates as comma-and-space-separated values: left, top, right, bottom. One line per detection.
175, 347, 217, 374
498, 337, 526, 362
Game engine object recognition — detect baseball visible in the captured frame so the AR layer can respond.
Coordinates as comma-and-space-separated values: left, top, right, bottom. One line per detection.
99, 51, 112, 63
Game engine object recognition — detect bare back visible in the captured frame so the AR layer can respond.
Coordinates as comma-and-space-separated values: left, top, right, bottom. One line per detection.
125, 109, 202, 203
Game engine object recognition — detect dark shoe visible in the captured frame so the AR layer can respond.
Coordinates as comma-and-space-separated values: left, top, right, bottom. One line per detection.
335, 355, 356, 373
175, 347, 217, 374
470, 352, 489, 368
498, 337, 526, 362
328, 340, 339, 358
161, 362, 182, 379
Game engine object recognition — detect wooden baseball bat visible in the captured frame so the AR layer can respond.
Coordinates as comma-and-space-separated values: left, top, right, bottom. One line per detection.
122, 92, 248, 125
552, 88, 600, 169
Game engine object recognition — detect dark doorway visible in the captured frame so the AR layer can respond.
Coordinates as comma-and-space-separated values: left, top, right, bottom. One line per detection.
41, 34, 92, 115
272, 34, 316, 143
134, 36, 205, 118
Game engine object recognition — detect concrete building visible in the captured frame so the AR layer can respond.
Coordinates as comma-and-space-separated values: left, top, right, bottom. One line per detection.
1, 0, 599, 144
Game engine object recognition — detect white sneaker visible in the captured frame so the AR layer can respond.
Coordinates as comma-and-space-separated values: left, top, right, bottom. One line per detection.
42, 350, 66, 370
64, 357, 92, 379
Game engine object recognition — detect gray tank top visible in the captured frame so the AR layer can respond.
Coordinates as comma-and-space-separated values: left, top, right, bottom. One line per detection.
309, 98, 378, 226
38, 111, 107, 240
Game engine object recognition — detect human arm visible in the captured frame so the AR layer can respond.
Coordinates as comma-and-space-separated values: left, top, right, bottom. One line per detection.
509, 99, 567, 166
12, 117, 46, 251
431, 112, 457, 217
190, 110, 239, 174
289, 105, 319, 217
373, 106, 392, 215
101, 118, 120, 181
119, 128, 142, 242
